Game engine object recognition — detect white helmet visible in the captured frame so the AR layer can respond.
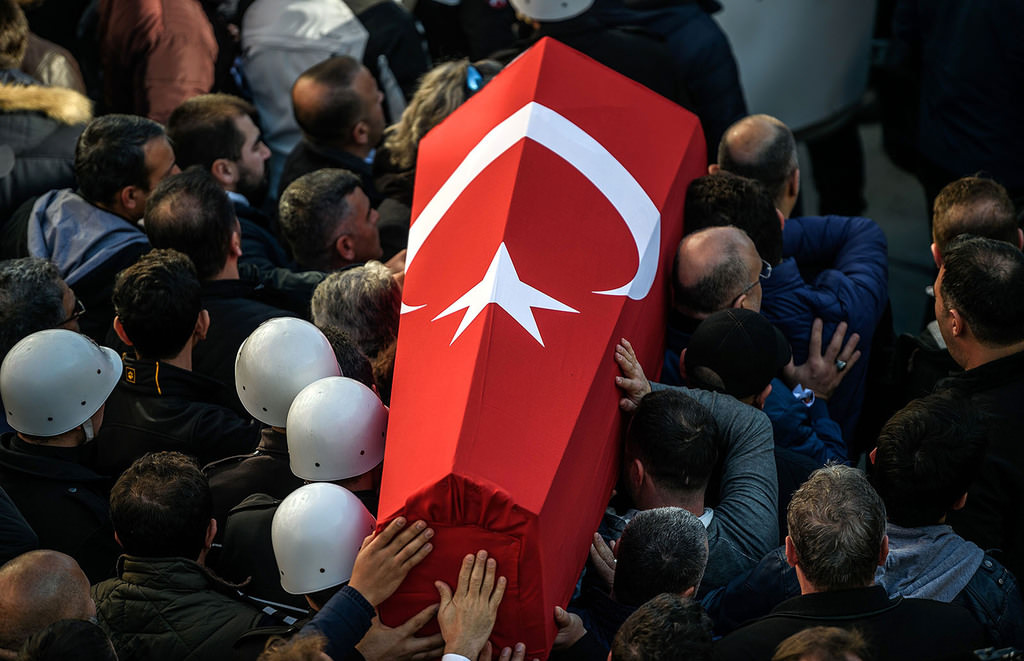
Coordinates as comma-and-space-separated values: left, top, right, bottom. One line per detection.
286, 377, 388, 482
0, 329, 121, 436
234, 318, 340, 427
272, 482, 376, 595
509, 0, 594, 21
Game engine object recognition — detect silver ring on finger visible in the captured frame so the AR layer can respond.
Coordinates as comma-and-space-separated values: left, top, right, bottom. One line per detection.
835, 359, 848, 372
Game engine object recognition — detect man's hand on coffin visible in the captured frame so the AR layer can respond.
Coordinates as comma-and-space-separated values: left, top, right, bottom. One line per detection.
435, 550, 508, 659
614, 338, 651, 413
551, 606, 587, 650
355, 603, 445, 661
349, 517, 435, 606
587, 532, 617, 593
781, 319, 862, 401
475, 641, 532, 661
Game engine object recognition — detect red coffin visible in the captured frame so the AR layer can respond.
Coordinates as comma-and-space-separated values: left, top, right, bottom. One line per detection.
376, 37, 706, 658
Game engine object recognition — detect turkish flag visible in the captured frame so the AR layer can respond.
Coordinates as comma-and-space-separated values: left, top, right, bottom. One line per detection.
376, 37, 705, 658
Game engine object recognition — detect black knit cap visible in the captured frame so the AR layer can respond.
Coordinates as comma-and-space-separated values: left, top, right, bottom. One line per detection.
684, 308, 792, 399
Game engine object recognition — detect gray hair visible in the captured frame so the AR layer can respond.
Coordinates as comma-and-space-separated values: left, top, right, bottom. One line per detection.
614, 507, 709, 606
787, 464, 886, 591
311, 260, 400, 358
0, 258, 65, 362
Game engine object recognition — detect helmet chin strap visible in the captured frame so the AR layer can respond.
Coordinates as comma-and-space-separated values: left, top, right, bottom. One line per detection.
81, 418, 95, 442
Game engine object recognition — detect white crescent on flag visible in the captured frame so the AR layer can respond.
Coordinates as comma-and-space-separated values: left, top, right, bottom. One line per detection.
402, 102, 662, 344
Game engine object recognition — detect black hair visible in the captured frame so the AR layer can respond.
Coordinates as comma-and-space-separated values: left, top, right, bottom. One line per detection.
144, 167, 237, 281
74, 114, 166, 206
626, 390, 719, 494
611, 594, 713, 661
113, 249, 202, 359
614, 507, 708, 607
17, 619, 117, 661
683, 173, 783, 266
939, 234, 1024, 347
869, 392, 989, 527
293, 56, 364, 142
110, 452, 212, 559
278, 169, 362, 271
0, 258, 65, 362
167, 93, 257, 170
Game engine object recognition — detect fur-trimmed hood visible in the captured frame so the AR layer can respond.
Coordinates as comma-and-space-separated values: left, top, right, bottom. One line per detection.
0, 82, 92, 125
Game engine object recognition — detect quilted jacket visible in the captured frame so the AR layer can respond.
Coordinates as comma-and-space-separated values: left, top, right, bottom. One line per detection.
92, 556, 264, 661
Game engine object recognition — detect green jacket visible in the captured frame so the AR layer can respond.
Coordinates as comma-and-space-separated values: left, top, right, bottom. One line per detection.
92, 556, 264, 661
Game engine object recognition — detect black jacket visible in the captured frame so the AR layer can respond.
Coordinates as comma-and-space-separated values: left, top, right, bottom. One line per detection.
0, 485, 37, 565
215, 487, 379, 614
93, 556, 266, 661
234, 198, 325, 318
94, 356, 261, 477
714, 585, 984, 661
0, 432, 119, 582
939, 349, 1024, 579
193, 278, 291, 416
0, 79, 89, 225
278, 141, 379, 205
204, 427, 303, 539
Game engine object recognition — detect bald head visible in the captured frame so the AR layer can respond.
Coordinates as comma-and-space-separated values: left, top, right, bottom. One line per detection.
716, 114, 799, 217
674, 226, 764, 317
0, 551, 95, 653
292, 56, 384, 157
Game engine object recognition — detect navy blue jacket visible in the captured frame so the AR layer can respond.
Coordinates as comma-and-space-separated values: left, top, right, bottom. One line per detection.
760, 215, 888, 442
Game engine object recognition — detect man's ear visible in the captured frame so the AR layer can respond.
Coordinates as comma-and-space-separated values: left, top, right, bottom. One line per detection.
787, 168, 800, 200
784, 535, 799, 568
114, 531, 123, 549
776, 207, 786, 231
629, 457, 645, 491
335, 233, 356, 262
1017, 228, 1023, 251
707, 163, 720, 175
352, 119, 370, 146
868, 447, 877, 465
753, 383, 771, 410
878, 534, 889, 566
119, 185, 144, 214
930, 242, 942, 269
230, 228, 243, 258
194, 309, 210, 342
681, 585, 696, 599
204, 518, 217, 551
210, 158, 237, 189
949, 308, 966, 338
678, 348, 687, 383
113, 316, 134, 347
952, 492, 968, 511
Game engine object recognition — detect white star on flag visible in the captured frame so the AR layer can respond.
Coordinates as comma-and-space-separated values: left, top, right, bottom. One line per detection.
433, 242, 578, 346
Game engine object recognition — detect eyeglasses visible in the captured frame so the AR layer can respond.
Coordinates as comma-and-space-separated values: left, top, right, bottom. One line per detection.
60, 297, 86, 326
728, 259, 772, 307
466, 65, 483, 94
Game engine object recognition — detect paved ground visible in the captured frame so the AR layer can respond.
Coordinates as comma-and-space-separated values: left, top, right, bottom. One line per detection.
798, 121, 934, 336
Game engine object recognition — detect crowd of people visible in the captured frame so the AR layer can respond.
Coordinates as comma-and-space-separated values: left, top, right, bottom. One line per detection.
0, 0, 1022, 658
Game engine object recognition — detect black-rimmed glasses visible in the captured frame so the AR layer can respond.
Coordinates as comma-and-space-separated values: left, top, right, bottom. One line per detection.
728, 259, 772, 307
60, 297, 86, 326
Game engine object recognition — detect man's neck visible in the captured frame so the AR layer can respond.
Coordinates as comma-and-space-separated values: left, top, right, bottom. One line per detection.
91, 199, 136, 223
17, 431, 82, 448
208, 260, 240, 281
137, 348, 192, 372
960, 339, 1024, 371
637, 489, 705, 517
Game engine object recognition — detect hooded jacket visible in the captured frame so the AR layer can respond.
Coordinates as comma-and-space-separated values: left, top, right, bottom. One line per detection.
0, 81, 90, 222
